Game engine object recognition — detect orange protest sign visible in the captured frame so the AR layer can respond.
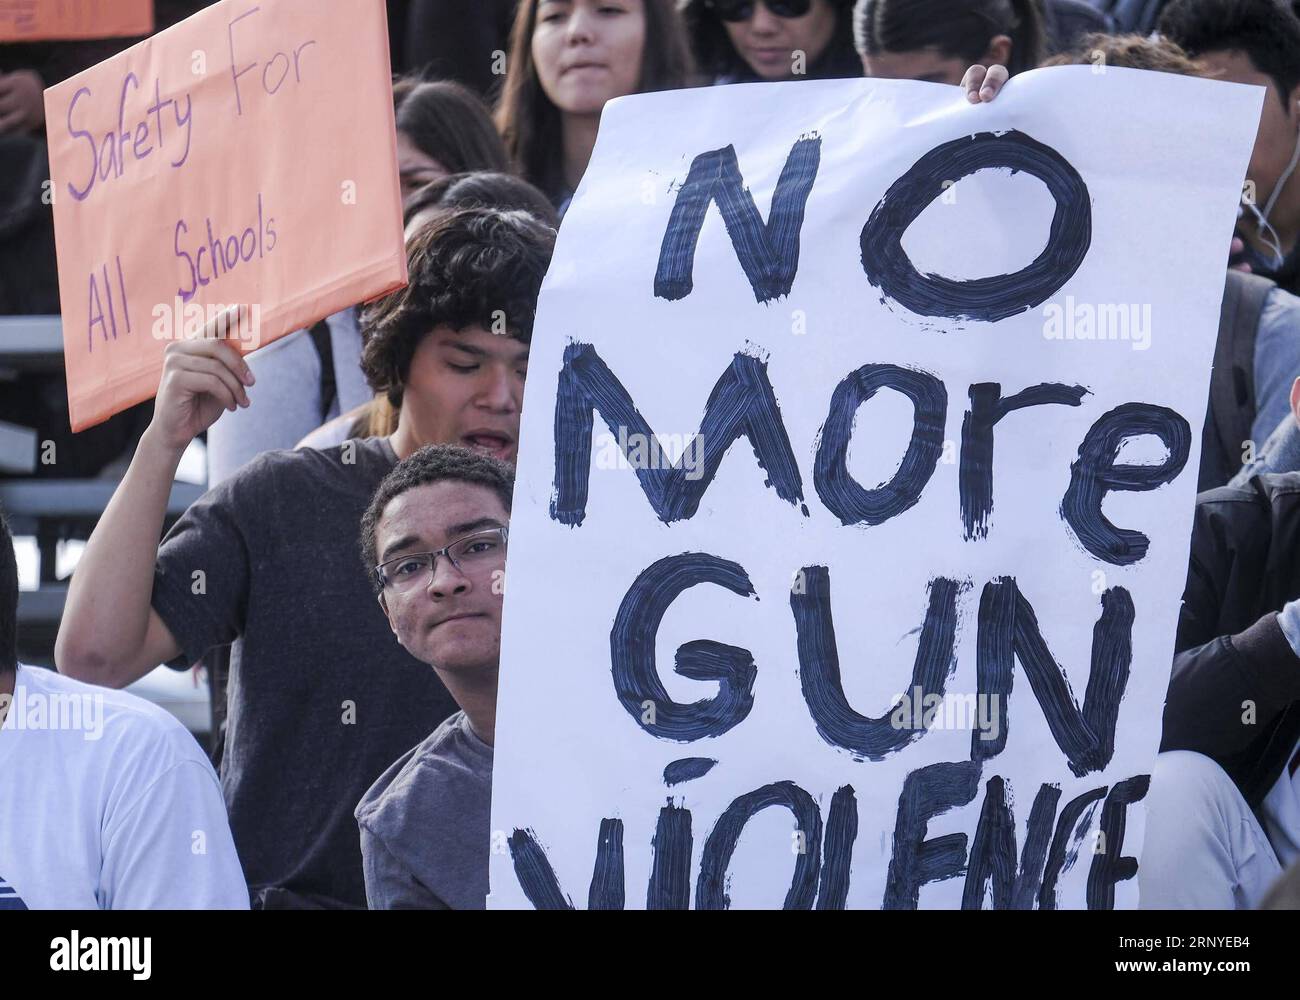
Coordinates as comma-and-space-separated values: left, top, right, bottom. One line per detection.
0, 0, 153, 42
43, 0, 406, 431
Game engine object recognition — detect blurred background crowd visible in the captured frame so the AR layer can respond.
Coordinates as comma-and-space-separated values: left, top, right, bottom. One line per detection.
1, 0, 1298, 733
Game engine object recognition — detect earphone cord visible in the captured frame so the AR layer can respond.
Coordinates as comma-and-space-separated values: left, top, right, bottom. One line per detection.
1251, 122, 1300, 270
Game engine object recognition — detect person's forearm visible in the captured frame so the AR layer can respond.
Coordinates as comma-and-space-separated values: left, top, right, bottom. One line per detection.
56, 427, 185, 683
1161, 611, 1300, 758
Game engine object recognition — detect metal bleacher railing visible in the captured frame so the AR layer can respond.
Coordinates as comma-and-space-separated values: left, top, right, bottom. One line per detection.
0, 315, 202, 645
0, 315, 59, 476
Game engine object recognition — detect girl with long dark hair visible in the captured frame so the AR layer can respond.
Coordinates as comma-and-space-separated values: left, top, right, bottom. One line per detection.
496, 0, 695, 213
395, 80, 513, 201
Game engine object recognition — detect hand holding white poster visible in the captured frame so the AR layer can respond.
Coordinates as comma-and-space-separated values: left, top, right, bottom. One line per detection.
490, 67, 1262, 909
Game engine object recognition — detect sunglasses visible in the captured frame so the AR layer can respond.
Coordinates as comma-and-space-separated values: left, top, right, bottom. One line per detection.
705, 0, 814, 22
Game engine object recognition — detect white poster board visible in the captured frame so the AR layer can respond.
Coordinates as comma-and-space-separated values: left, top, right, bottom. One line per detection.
490, 67, 1262, 909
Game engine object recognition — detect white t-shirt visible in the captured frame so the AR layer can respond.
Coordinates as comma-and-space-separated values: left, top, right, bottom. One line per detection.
1262, 736, 1300, 870
0, 665, 249, 909
1263, 606, 1300, 869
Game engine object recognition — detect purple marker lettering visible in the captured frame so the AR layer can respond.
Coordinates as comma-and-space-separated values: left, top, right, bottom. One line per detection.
102, 262, 118, 340
175, 219, 197, 302
227, 7, 261, 116
66, 87, 96, 201
116, 72, 139, 178
240, 227, 256, 262
87, 271, 107, 352
146, 78, 169, 151
206, 216, 224, 277
262, 51, 289, 94
293, 40, 317, 80
133, 121, 151, 160
172, 91, 193, 168
116, 256, 131, 335
97, 127, 116, 182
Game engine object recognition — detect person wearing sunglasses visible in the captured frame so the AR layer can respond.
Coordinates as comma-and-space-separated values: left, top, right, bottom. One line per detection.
355, 445, 514, 909
681, 0, 862, 84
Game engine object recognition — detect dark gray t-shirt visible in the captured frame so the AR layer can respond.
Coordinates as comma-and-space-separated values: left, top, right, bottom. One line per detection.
356, 710, 493, 910
151, 436, 459, 908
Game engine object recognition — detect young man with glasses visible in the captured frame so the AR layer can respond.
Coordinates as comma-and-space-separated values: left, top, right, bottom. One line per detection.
56, 208, 554, 908
354, 445, 512, 910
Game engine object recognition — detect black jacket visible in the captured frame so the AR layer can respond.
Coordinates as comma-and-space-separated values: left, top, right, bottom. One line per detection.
1161, 473, 1300, 809
1043, 0, 1113, 54
1091, 0, 1169, 35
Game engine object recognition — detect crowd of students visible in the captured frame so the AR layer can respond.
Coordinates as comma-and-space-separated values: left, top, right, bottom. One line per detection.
2, 0, 1300, 910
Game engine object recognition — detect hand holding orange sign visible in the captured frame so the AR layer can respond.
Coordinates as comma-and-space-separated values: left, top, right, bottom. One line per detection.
151, 306, 256, 452
0, 0, 153, 42
44, 0, 406, 431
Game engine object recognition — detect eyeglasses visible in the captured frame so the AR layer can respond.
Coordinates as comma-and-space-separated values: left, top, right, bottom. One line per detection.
705, 0, 813, 22
375, 526, 509, 593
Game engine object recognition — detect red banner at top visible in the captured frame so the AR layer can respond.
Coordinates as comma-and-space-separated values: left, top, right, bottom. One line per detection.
0, 0, 153, 42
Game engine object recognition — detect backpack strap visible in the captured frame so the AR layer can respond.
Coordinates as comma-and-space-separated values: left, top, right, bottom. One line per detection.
1203, 271, 1273, 488
307, 319, 337, 425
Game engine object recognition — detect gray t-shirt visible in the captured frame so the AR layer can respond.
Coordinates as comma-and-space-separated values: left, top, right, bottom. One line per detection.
356, 710, 493, 910
151, 436, 459, 908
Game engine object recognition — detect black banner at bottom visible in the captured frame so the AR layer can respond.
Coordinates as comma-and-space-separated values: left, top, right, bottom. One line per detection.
0, 909, 1282, 986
